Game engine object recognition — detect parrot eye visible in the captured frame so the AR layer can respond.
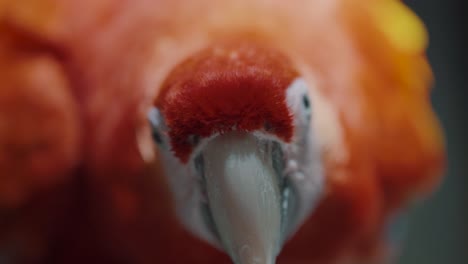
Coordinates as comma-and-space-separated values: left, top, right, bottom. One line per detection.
152, 129, 163, 145
302, 95, 310, 109
147, 107, 168, 148
286, 78, 312, 130
302, 94, 311, 122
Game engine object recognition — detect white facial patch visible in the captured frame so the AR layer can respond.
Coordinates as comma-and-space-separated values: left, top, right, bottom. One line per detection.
282, 78, 325, 239
148, 77, 329, 253
147, 106, 222, 247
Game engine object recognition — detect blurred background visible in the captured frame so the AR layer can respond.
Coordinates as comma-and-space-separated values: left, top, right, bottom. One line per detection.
400, 1, 467, 264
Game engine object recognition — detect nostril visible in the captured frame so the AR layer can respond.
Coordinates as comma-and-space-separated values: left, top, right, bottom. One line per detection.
187, 134, 200, 146
264, 122, 273, 132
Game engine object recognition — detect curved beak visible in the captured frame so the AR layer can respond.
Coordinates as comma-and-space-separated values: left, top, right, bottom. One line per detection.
201, 132, 282, 264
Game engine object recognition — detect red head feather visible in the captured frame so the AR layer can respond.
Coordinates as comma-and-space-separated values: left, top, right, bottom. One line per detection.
155, 38, 299, 162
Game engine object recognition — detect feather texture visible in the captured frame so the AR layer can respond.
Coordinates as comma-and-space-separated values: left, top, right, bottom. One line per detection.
0, 0, 445, 263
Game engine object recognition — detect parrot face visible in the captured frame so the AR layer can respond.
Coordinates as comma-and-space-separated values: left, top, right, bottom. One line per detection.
0, 0, 447, 263
148, 39, 324, 264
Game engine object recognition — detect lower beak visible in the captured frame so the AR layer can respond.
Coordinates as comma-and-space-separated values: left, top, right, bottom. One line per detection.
202, 132, 282, 264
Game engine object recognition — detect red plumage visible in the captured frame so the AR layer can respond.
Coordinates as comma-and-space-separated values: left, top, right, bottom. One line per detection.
0, 0, 445, 264
156, 38, 297, 162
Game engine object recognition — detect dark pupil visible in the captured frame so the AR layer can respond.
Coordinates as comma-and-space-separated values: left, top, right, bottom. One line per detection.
302, 95, 310, 109
152, 129, 163, 144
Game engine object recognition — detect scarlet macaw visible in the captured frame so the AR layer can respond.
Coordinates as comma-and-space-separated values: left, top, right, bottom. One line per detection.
0, 0, 445, 264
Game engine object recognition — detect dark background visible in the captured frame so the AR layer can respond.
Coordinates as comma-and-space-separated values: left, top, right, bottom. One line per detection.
400, 1, 467, 264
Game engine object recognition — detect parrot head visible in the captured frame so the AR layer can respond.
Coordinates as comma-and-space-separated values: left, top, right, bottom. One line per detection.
148, 37, 324, 264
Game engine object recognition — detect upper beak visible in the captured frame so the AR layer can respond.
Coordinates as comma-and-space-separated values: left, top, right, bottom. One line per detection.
200, 132, 282, 264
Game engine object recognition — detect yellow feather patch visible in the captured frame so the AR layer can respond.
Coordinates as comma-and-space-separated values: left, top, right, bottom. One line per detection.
371, 0, 428, 54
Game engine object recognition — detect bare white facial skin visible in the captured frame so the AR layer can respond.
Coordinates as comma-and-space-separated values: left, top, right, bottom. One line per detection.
284, 78, 324, 235
203, 132, 281, 264
148, 77, 324, 264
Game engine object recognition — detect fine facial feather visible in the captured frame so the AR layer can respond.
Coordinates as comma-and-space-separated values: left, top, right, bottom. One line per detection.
0, 0, 445, 263
156, 38, 297, 162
